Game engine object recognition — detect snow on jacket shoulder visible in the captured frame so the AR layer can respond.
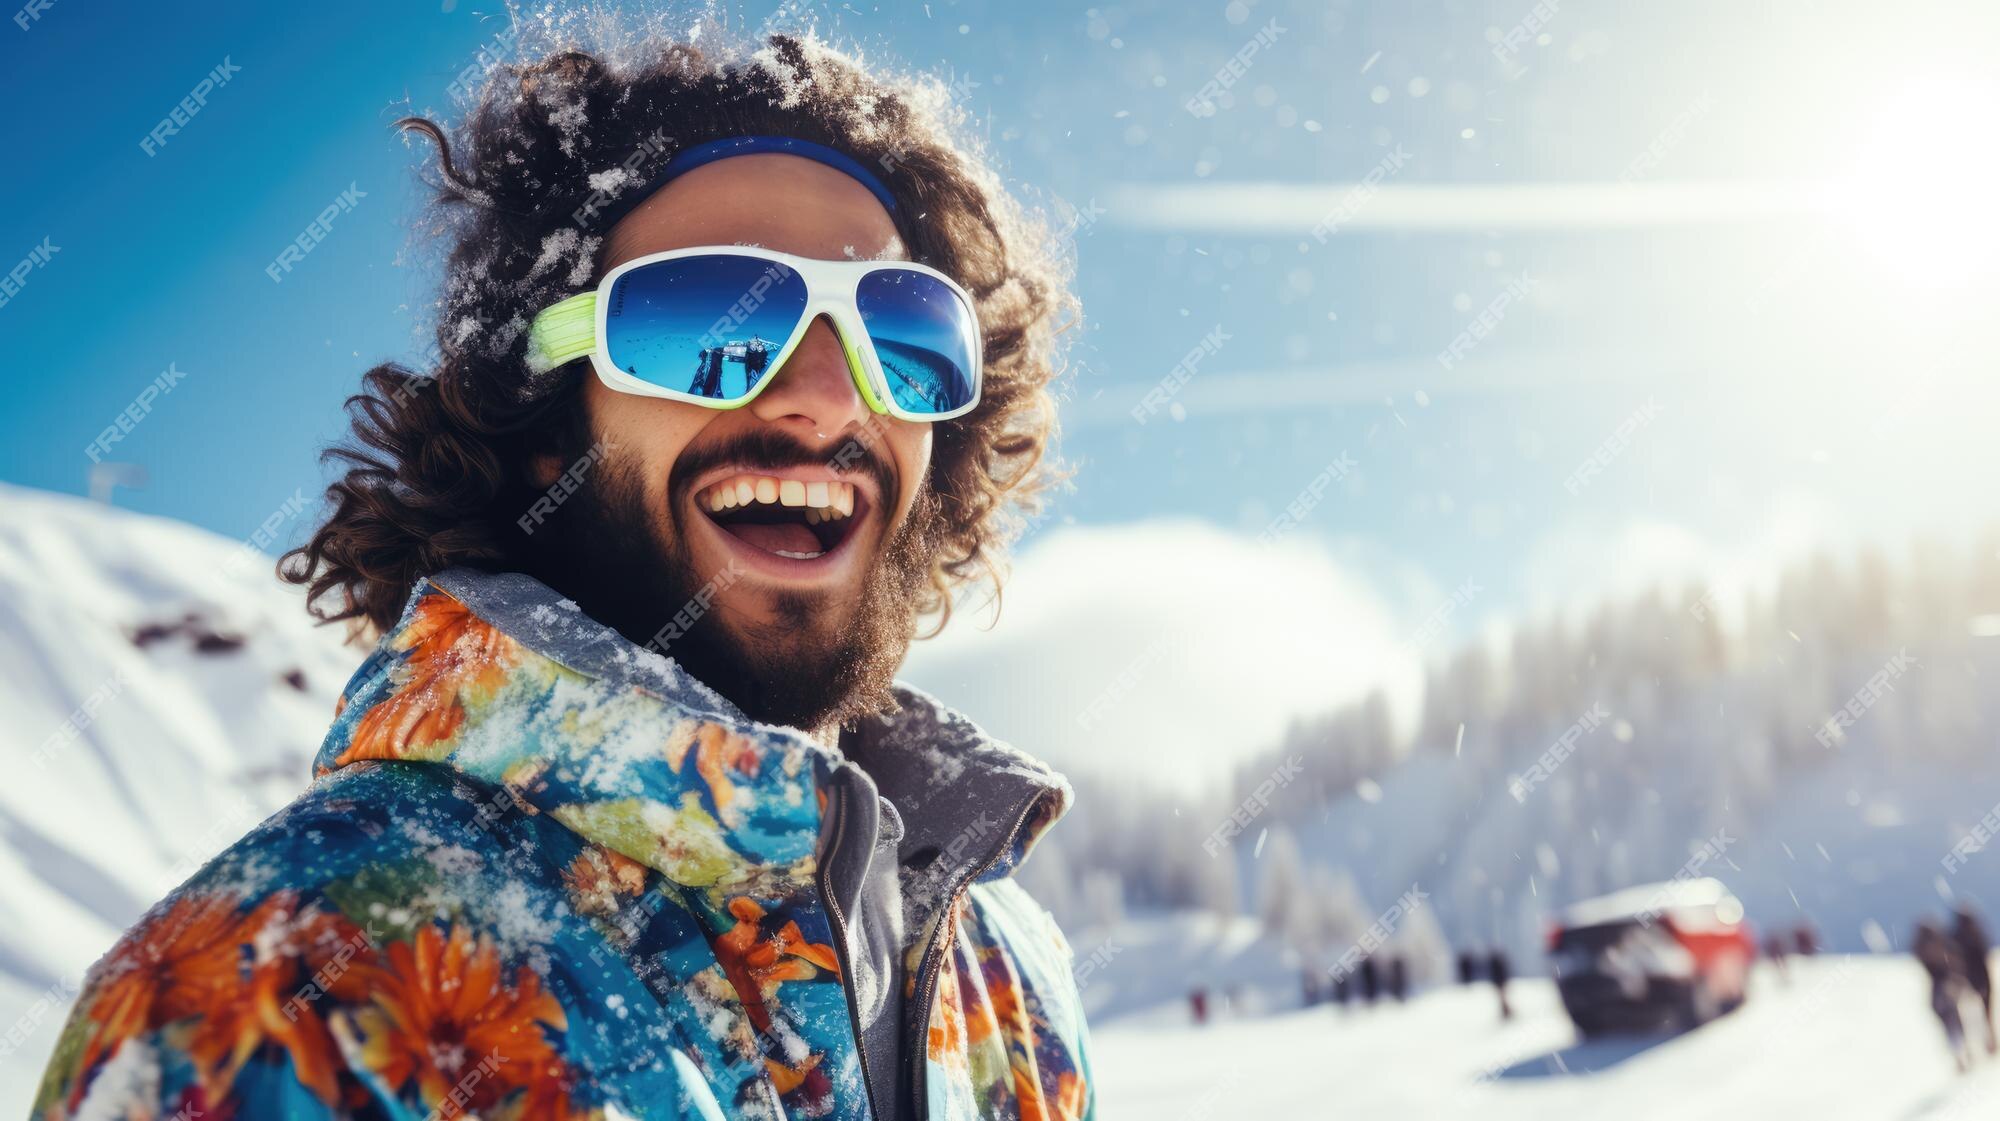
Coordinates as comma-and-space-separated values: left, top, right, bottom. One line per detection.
31, 568, 1092, 1121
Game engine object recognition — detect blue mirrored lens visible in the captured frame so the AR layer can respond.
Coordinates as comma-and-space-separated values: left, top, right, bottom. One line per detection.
856, 269, 979, 415
604, 256, 808, 400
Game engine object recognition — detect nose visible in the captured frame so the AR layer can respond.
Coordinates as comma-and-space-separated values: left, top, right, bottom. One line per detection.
747, 314, 872, 438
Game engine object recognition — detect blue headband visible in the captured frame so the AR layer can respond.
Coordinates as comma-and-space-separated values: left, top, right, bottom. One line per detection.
590, 135, 900, 231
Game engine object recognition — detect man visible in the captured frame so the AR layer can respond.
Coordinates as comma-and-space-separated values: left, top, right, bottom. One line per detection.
34, 29, 1089, 1121
1488, 947, 1513, 1021
1953, 902, 1996, 1054
1916, 916, 1973, 1073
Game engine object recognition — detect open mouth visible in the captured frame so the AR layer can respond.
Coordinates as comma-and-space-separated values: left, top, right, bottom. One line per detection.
693, 473, 868, 563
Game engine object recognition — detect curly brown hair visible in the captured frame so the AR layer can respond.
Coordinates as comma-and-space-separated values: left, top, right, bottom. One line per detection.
281, 25, 1076, 638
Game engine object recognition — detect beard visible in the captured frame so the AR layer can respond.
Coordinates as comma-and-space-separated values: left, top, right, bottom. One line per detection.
521, 425, 939, 733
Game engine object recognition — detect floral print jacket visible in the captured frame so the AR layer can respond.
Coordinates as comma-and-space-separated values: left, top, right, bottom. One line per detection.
32, 568, 1092, 1120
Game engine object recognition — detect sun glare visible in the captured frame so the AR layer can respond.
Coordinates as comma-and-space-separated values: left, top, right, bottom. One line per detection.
1825, 73, 2000, 293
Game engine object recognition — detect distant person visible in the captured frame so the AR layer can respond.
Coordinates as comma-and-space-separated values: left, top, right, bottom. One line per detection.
1795, 922, 1820, 957
1953, 903, 1997, 1054
1332, 970, 1353, 1007
1388, 956, 1410, 1002
1765, 931, 1791, 983
1359, 957, 1381, 1004
1489, 947, 1514, 1021
1302, 970, 1323, 1008
1458, 950, 1483, 985
1190, 988, 1210, 1026
1916, 917, 1973, 1072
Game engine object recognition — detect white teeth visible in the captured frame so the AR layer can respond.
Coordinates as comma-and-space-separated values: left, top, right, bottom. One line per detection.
699, 474, 862, 519
774, 549, 824, 560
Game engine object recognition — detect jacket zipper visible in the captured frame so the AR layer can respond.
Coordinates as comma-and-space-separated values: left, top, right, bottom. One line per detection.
816, 771, 886, 1120
903, 795, 1044, 1120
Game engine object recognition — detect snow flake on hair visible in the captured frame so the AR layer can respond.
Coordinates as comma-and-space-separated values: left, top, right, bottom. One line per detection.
749, 41, 818, 110
526, 227, 601, 289
568, 241, 600, 287
494, 312, 528, 356
450, 314, 486, 350
534, 81, 591, 158
587, 164, 641, 193
524, 228, 577, 278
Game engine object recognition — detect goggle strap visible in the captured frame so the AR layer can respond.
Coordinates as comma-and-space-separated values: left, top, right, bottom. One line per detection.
525, 291, 598, 374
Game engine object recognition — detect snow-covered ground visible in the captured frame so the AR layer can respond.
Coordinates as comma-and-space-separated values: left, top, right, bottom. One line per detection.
1093, 957, 2000, 1120
0, 484, 358, 1106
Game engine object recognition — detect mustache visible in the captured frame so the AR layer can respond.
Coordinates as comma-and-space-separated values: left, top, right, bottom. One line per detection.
669, 425, 899, 508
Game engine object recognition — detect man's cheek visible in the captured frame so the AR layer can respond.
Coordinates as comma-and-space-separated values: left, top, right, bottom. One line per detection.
886, 427, 930, 531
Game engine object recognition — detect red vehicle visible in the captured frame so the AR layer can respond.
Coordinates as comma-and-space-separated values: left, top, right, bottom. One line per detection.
1547, 878, 1756, 1035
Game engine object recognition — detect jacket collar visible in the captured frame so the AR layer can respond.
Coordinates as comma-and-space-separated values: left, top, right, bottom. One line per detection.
313, 566, 1070, 897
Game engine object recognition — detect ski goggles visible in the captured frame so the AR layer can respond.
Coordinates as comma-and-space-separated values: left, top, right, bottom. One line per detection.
526, 246, 983, 422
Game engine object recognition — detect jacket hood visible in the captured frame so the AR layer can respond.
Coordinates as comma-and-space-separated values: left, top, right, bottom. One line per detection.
312, 566, 1071, 899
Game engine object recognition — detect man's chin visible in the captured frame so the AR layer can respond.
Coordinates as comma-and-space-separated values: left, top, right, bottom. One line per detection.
674, 599, 904, 733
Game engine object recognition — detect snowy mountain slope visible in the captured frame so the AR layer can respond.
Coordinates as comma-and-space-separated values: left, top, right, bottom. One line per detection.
1091, 956, 2000, 1120
1262, 637, 2000, 966
1182, 537, 2000, 971
0, 483, 358, 1103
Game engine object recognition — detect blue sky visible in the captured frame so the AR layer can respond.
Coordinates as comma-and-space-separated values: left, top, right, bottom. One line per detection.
3, 0, 1997, 780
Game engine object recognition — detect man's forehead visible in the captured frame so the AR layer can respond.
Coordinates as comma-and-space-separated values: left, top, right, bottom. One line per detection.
598, 152, 906, 272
